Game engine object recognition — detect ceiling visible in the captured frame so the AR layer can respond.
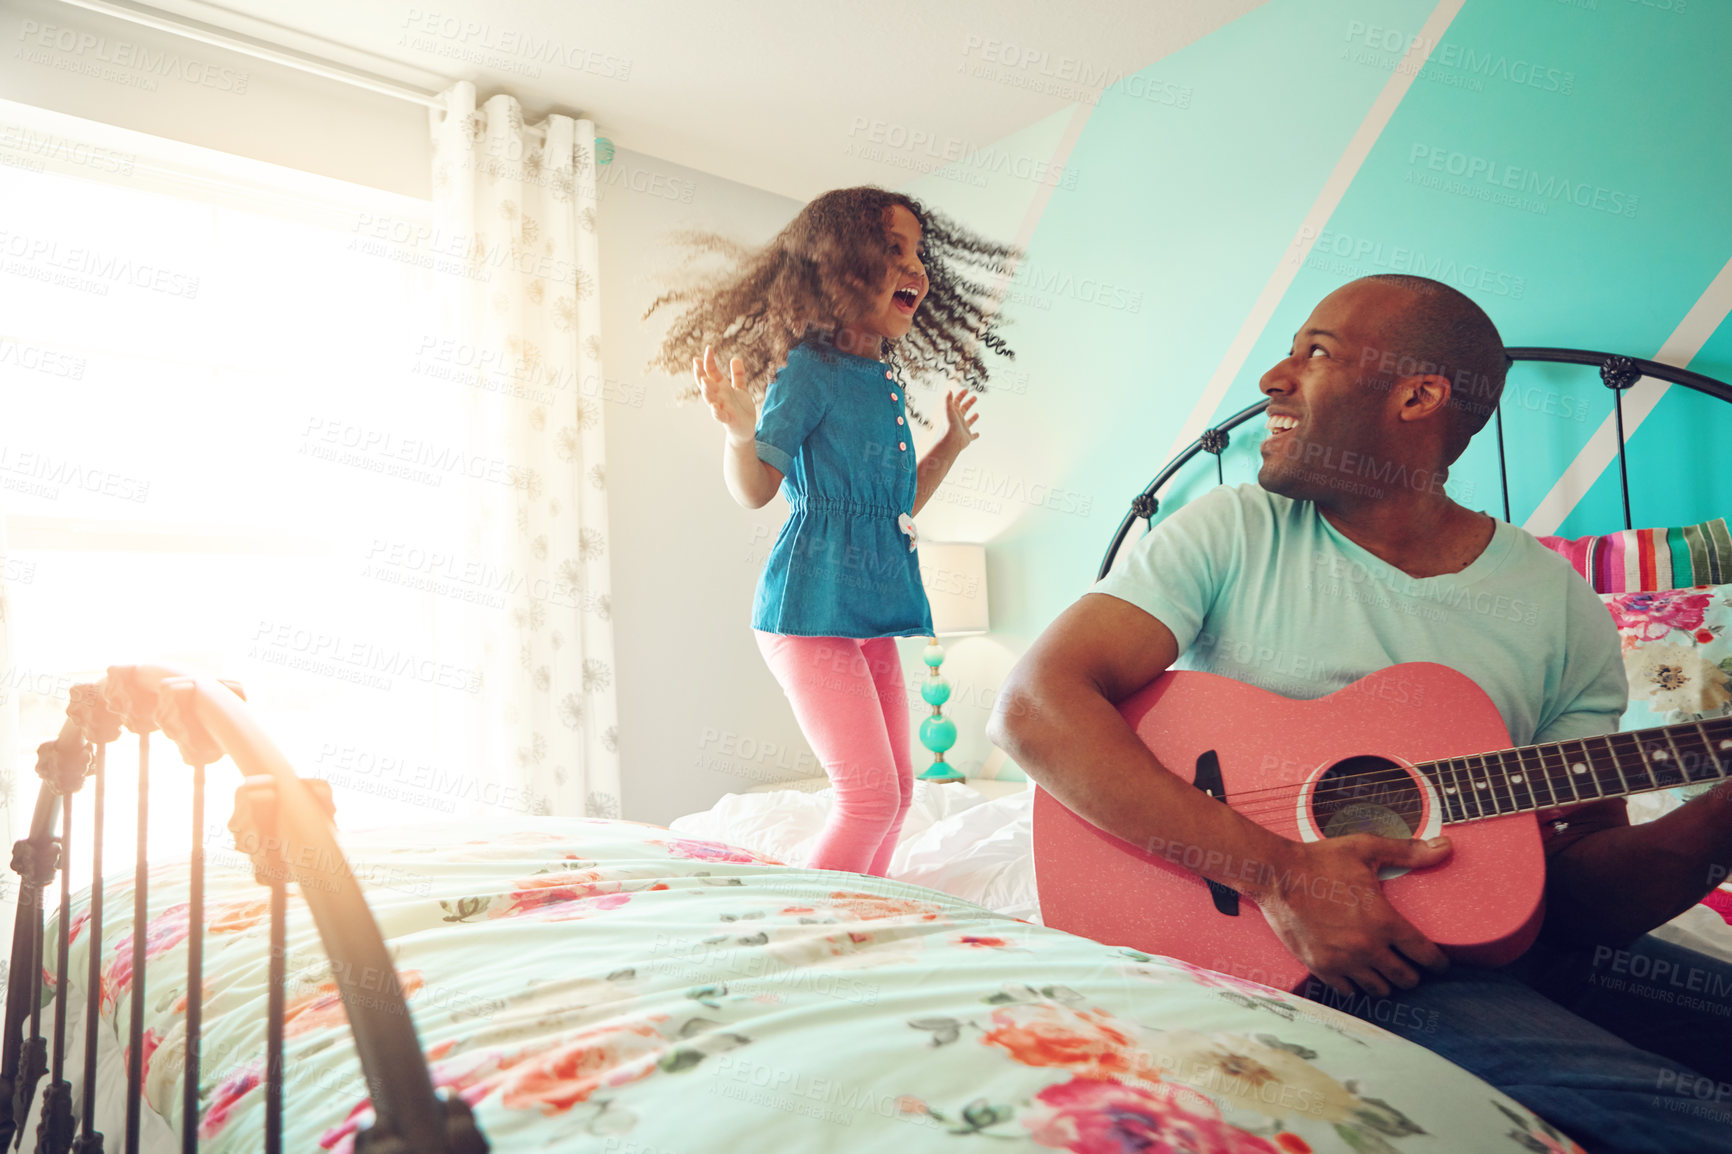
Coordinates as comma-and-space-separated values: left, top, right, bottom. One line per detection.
145, 0, 1266, 201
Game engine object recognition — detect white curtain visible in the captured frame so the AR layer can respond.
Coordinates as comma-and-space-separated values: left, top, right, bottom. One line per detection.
429, 81, 620, 818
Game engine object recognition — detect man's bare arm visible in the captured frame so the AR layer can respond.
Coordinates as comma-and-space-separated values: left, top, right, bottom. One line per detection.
987, 592, 1453, 996
1543, 781, 1732, 946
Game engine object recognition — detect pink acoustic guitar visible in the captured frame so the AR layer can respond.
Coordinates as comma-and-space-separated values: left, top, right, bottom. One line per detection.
1032, 662, 1732, 992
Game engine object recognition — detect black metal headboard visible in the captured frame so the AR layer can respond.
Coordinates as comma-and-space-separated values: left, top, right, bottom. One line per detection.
1099, 347, 1732, 581
0, 668, 487, 1154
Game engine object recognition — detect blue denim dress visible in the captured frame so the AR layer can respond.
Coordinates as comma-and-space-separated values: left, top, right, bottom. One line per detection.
751, 341, 935, 638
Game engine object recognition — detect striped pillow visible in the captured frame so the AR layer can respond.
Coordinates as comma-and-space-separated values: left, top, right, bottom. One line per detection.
1539, 519, 1732, 593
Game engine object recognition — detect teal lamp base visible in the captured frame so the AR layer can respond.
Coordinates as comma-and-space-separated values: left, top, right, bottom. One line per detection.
917, 639, 966, 783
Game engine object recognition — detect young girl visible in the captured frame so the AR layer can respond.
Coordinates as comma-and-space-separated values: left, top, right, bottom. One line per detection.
647, 187, 1017, 876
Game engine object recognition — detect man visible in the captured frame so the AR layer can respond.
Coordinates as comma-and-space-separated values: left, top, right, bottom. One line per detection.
989, 275, 1732, 1153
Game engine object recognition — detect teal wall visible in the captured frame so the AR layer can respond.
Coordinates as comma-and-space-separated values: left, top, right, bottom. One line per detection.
906, 0, 1732, 659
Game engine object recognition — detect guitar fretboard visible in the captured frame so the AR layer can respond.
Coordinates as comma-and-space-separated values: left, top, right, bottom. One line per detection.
1419, 716, 1732, 822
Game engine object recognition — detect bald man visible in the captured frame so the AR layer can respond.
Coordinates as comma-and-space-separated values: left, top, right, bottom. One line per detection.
991, 276, 1732, 1153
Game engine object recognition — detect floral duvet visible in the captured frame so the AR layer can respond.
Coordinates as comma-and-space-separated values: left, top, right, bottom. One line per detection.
40, 816, 1580, 1153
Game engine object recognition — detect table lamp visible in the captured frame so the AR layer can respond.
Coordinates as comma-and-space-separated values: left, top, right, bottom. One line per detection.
916, 542, 989, 782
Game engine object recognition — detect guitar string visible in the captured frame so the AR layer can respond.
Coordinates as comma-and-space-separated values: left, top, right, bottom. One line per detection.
1188, 715, 1732, 805
1217, 763, 1731, 827
1168, 716, 1732, 808
1217, 739, 1732, 824
1209, 757, 1732, 825
1167, 717, 1732, 825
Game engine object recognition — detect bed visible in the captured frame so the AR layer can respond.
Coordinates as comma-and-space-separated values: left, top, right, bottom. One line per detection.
4, 347, 1728, 1153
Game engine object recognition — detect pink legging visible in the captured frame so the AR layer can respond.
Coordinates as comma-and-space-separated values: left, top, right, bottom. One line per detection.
754, 632, 914, 876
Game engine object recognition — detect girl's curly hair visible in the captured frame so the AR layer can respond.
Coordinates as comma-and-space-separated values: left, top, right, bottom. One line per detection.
644, 187, 1018, 421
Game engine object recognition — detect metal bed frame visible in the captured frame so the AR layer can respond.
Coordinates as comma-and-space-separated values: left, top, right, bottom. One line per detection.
1099, 348, 1732, 579
0, 668, 486, 1154
2, 348, 1725, 1154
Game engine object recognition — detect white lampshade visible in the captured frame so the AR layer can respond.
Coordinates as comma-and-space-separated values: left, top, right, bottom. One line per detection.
918, 542, 989, 636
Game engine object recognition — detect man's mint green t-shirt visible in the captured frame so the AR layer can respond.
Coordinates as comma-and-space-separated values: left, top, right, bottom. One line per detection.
1093, 484, 1629, 749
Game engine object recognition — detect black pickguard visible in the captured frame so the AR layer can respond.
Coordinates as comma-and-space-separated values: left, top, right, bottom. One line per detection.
1193, 750, 1240, 917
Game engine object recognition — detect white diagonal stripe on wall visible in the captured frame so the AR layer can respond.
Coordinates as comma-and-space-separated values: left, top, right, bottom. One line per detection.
977, 100, 1098, 311
1522, 252, 1732, 537
1017, 102, 1094, 261
1164, 0, 1467, 465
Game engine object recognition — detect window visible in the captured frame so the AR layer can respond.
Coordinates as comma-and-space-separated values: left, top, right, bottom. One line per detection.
2, 99, 496, 881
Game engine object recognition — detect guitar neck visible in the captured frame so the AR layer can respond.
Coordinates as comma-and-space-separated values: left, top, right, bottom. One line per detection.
1418, 715, 1732, 823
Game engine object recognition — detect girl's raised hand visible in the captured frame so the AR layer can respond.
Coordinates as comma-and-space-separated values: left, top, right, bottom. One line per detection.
939, 388, 980, 456
694, 346, 756, 442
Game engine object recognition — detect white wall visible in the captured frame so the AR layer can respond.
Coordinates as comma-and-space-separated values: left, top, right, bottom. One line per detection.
591, 150, 827, 824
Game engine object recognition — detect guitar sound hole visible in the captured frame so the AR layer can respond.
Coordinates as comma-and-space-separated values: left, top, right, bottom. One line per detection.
1313, 756, 1422, 841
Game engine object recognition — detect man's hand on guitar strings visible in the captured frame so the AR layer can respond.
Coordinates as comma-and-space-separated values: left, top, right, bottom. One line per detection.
1255, 834, 1453, 998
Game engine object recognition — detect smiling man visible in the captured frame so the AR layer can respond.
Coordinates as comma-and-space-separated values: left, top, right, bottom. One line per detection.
989, 275, 1732, 1152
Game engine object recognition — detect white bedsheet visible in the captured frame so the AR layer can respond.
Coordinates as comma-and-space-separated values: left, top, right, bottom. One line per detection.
17, 982, 179, 1153
671, 780, 1732, 961
670, 778, 1043, 922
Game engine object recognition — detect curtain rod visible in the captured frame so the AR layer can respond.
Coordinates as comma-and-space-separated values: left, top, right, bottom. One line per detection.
51, 0, 449, 110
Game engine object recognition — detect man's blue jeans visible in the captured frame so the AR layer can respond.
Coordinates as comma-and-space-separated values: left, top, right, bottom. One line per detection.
1301, 935, 1732, 1153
